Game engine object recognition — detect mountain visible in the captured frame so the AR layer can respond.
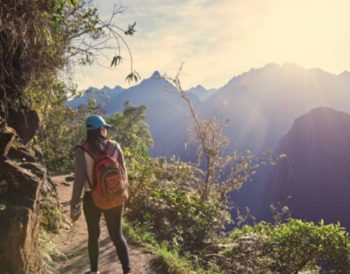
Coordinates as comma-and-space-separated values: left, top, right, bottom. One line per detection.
254, 107, 350, 228
69, 63, 350, 159
68, 86, 124, 109
201, 63, 350, 154
68, 64, 350, 226
187, 85, 216, 101
69, 71, 197, 157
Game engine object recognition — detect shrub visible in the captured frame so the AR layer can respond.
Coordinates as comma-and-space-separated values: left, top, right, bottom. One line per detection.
222, 219, 350, 273
126, 158, 231, 254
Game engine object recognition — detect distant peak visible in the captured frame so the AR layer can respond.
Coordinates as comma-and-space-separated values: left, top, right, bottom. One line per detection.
338, 70, 350, 77
102, 85, 111, 90
263, 62, 280, 69
150, 71, 161, 79
282, 62, 299, 68
113, 85, 123, 90
187, 85, 206, 92
85, 87, 98, 93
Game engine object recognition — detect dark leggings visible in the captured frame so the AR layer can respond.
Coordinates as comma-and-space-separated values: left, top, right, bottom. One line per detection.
83, 192, 130, 273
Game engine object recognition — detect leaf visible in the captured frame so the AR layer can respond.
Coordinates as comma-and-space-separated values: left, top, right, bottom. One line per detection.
50, 0, 56, 12
57, 0, 65, 13
124, 22, 136, 36
66, 0, 78, 8
125, 71, 140, 83
110, 55, 122, 67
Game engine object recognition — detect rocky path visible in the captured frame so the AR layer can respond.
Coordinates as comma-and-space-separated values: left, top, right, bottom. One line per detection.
51, 175, 159, 274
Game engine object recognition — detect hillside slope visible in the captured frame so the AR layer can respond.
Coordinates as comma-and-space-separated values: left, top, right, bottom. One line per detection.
260, 107, 350, 228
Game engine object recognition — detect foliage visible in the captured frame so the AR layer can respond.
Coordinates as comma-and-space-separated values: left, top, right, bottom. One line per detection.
38, 105, 86, 172
220, 219, 350, 273
165, 70, 268, 209
36, 95, 93, 172
0, 0, 66, 101
123, 221, 203, 274
39, 228, 65, 274
126, 156, 231, 254
106, 101, 153, 152
0, 0, 139, 130
110, 103, 232, 254
36, 98, 152, 173
40, 196, 65, 233
152, 244, 200, 274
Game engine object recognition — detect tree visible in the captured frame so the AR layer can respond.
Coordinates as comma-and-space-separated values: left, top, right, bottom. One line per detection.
106, 101, 153, 152
0, 0, 139, 135
166, 69, 259, 204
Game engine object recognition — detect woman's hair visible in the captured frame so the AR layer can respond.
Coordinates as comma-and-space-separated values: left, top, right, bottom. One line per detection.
86, 128, 105, 155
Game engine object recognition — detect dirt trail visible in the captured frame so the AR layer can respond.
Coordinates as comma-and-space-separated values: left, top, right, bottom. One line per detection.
51, 175, 159, 274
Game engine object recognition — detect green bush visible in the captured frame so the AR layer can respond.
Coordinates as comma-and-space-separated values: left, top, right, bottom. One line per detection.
222, 219, 350, 273
126, 157, 230, 254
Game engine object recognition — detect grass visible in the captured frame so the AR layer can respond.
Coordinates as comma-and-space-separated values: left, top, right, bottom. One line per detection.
122, 219, 225, 274
39, 228, 66, 274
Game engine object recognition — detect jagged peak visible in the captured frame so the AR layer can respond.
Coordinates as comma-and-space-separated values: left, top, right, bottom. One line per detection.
101, 85, 112, 90
85, 87, 99, 93
187, 84, 206, 92
150, 71, 161, 79
195, 84, 205, 90
112, 85, 124, 92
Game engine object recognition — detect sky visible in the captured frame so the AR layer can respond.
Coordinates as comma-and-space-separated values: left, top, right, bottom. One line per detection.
73, 0, 350, 91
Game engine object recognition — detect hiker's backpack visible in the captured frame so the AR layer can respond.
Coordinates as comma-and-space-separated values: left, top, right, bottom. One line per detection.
79, 140, 128, 209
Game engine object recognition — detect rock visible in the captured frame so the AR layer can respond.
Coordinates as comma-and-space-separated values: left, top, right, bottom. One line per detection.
65, 175, 75, 182
41, 176, 57, 196
31, 144, 43, 161
0, 180, 8, 196
20, 162, 46, 178
0, 159, 45, 273
8, 146, 36, 162
0, 131, 15, 157
7, 107, 39, 145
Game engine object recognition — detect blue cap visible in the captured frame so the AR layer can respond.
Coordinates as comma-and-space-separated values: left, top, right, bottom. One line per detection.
85, 115, 112, 131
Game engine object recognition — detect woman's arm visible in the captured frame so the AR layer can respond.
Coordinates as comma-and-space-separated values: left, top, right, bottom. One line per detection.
70, 146, 86, 220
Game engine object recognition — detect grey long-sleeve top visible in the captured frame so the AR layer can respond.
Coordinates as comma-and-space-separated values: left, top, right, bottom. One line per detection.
70, 138, 127, 212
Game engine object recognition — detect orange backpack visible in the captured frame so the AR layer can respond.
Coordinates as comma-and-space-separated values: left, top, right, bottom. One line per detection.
80, 140, 128, 209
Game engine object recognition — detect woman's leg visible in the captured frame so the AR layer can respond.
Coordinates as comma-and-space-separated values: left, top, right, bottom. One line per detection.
83, 192, 102, 272
104, 204, 131, 273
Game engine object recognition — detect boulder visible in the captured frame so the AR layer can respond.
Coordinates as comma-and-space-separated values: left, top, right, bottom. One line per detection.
0, 131, 15, 157
0, 155, 46, 273
7, 145, 36, 162
7, 107, 39, 145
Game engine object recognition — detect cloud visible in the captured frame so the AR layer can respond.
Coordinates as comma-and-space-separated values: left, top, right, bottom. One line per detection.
74, 0, 350, 90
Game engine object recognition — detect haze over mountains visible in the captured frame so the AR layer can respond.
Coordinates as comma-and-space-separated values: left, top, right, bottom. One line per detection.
69, 63, 350, 228
69, 63, 350, 155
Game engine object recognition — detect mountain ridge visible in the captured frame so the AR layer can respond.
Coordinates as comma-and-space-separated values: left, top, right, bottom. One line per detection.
68, 63, 350, 157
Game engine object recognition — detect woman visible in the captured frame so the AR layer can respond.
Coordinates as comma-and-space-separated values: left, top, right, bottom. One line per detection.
70, 114, 131, 274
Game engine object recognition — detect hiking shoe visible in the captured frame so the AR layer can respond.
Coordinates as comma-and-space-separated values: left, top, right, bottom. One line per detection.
123, 267, 132, 274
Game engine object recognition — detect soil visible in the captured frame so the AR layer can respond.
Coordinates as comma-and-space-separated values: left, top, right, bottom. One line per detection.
51, 174, 160, 274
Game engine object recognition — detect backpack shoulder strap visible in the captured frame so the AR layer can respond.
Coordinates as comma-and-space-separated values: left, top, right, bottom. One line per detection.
77, 141, 96, 160
105, 139, 118, 158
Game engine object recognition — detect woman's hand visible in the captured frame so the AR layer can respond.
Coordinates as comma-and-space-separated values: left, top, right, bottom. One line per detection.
70, 208, 81, 223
